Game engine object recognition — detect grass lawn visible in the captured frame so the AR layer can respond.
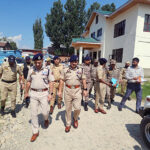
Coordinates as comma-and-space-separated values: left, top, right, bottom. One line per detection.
117, 81, 150, 100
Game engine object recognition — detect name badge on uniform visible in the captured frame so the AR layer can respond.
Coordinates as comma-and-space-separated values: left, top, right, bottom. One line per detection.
31, 72, 36, 75
42, 70, 48, 76
4, 66, 9, 70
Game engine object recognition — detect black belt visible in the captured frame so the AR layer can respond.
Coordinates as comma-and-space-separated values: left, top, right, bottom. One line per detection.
2, 79, 17, 83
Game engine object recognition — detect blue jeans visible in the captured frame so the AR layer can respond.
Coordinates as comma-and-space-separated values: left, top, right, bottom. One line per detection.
119, 83, 142, 111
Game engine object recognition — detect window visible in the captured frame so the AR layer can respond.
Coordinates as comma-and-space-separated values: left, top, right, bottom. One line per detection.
97, 28, 102, 37
144, 14, 150, 32
114, 20, 126, 38
96, 15, 98, 24
112, 48, 123, 63
91, 32, 95, 38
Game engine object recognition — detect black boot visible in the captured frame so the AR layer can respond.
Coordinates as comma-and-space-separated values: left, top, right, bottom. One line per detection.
1, 106, 5, 116
84, 102, 88, 111
11, 110, 16, 118
111, 99, 115, 104
81, 99, 84, 106
25, 97, 30, 108
107, 102, 111, 110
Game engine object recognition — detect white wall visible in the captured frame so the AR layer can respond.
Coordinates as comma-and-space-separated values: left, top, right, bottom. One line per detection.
134, 4, 150, 69
105, 4, 139, 67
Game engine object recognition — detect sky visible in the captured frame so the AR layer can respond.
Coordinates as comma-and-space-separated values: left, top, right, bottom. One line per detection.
0, 0, 128, 49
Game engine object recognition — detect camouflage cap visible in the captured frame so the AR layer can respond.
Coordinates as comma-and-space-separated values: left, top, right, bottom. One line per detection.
110, 59, 116, 65
125, 61, 130, 64
46, 57, 51, 62
94, 59, 98, 63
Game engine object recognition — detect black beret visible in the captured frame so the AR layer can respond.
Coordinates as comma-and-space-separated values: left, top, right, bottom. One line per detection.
69, 55, 78, 62
99, 58, 107, 65
84, 56, 91, 61
53, 56, 59, 60
8, 55, 16, 63
33, 53, 43, 61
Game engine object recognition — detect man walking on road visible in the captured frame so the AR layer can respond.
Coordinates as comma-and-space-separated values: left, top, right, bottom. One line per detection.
118, 57, 144, 113
95, 58, 112, 114
0, 55, 23, 118
24, 53, 54, 142
81, 56, 92, 111
50, 56, 64, 114
58, 55, 87, 133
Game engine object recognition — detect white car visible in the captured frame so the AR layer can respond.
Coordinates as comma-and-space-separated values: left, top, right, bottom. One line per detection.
139, 96, 150, 148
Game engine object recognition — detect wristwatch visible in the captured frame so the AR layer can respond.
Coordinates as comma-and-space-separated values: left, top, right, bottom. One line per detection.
83, 88, 87, 91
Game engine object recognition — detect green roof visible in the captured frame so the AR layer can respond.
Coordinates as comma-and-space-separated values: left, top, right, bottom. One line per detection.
95, 10, 112, 15
72, 38, 99, 43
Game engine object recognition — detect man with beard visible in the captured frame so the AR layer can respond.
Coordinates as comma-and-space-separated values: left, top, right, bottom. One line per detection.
25, 53, 54, 142
120, 61, 131, 100
118, 57, 144, 113
58, 55, 87, 133
21, 56, 33, 108
0, 55, 23, 118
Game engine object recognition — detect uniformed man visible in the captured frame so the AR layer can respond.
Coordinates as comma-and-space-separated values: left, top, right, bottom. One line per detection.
0, 55, 23, 118
24, 53, 54, 142
89, 59, 98, 98
50, 56, 63, 114
81, 56, 92, 111
45, 57, 53, 69
95, 58, 112, 114
106, 59, 121, 109
58, 55, 87, 133
21, 56, 33, 108
120, 61, 131, 100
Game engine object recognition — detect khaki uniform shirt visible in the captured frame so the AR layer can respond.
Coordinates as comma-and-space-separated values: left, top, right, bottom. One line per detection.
27, 66, 54, 89
51, 64, 63, 81
0, 62, 22, 81
82, 63, 92, 83
120, 67, 127, 80
107, 66, 121, 82
91, 65, 97, 81
96, 65, 107, 81
60, 66, 86, 86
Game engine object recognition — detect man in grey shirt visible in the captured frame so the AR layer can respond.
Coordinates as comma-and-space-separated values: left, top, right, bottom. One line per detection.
118, 57, 144, 113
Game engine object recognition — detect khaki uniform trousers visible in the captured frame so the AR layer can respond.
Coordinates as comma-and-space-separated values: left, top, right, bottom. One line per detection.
84, 82, 91, 102
89, 80, 97, 96
1, 81, 17, 110
121, 79, 127, 95
95, 82, 106, 109
106, 86, 116, 103
50, 82, 63, 107
30, 90, 49, 134
64, 86, 81, 126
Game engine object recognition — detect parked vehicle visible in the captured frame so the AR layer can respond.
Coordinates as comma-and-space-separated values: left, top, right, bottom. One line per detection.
0, 50, 22, 65
139, 96, 150, 148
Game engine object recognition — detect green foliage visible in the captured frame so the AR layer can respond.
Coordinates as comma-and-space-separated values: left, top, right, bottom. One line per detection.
86, 2, 100, 24
33, 18, 44, 49
45, 0, 64, 50
0, 37, 18, 50
10, 41, 17, 50
101, 3, 116, 12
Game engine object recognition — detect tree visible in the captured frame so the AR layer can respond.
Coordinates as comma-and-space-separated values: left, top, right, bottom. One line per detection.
33, 18, 44, 49
63, 0, 76, 52
86, 2, 100, 24
10, 41, 17, 50
74, 0, 86, 35
0, 37, 18, 50
101, 3, 116, 12
45, 0, 64, 50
